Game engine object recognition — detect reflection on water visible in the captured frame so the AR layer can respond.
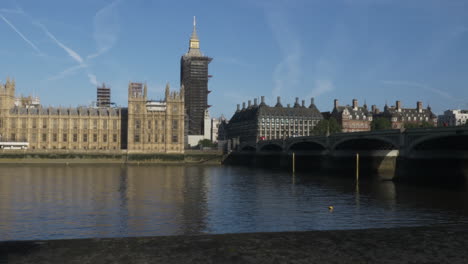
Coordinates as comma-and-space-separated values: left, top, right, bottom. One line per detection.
0, 164, 468, 241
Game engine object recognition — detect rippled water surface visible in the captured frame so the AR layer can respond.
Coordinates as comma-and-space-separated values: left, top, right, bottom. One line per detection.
1, 164, 468, 241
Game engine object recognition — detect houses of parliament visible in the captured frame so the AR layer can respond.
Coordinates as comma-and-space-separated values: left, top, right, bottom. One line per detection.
0, 78, 184, 153
0, 20, 211, 154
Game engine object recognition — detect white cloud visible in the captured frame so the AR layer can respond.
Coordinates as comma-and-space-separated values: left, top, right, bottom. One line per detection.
47, 64, 86, 81
381, 80, 458, 102
308, 79, 335, 98
0, 8, 24, 14
88, 74, 98, 86
87, 0, 121, 60
263, 4, 302, 98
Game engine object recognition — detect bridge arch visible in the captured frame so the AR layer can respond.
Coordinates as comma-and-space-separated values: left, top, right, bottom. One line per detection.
259, 143, 283, 152
287, 140, 326, 152
240, 145, 256, 152
407, 134, 468, 153
332, 136, 398, 151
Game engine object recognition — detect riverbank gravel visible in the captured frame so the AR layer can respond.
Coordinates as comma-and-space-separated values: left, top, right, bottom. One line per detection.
1, 225, 468, 263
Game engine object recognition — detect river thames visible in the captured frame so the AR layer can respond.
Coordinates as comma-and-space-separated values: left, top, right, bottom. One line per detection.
1, 164, 468, 241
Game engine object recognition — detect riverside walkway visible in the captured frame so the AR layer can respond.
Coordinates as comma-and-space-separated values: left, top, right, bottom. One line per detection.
2, 225, 468, 263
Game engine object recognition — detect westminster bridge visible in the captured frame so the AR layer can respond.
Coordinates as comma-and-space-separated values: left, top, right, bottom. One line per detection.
226, 127, 468, 182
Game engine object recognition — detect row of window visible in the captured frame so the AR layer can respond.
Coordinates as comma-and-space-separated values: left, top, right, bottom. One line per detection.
133, 119, 179, 130
261, 124, 313, 129
393, 116, 429, 122
8, 133, 119, 143
0, 118, 119, 129
133, 134, 179, 143
261, 118, 318, 125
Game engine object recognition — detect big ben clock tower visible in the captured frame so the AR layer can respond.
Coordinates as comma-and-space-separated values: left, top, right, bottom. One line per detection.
181, 17, 213, 137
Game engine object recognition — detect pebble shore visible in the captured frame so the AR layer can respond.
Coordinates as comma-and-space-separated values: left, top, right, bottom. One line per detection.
2, 225, 468, 263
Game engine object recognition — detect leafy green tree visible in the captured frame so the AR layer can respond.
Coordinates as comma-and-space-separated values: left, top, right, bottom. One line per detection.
371, 117, 392, 130
328, 117, 341, 134
313, 117, 341, 136
198, 139, 216, 148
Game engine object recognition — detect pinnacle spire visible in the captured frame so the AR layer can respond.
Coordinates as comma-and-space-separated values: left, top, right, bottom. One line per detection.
191, 16, 199, 41
187, 16, 202, 56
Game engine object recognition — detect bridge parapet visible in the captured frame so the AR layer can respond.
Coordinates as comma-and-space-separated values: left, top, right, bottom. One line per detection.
233, 126, 468, 156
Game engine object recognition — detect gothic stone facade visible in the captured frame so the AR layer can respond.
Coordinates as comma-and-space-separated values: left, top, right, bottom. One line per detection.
127, 83, 184, 153
227, 96, 323, 144
0, 78, 184, 153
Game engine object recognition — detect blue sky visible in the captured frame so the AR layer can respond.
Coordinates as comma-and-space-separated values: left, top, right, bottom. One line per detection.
1, 0, 468, 118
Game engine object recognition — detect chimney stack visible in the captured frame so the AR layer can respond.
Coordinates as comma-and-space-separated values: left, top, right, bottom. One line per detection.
275, 96, 283, 107
352, 99, 358, 109
334, 99, 339, 109
261, 96, 265, 104
236, 104, 240, 112
396, 100, 401, 111
311, 97, 315, 105
242, 102, 246, 110
248, 100, 251, 108
301, 100, 305, 107
417, 101, 422, 112
254, 98, 258, 106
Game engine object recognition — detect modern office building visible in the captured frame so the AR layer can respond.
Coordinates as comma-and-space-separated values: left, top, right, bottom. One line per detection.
438, 109, 468, 127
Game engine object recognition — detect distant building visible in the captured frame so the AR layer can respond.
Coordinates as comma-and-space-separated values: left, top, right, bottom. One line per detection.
96, 83, 111, 107
438, 109, 468, 127
14, 95, 40, 108
332, 99, 372, 132
181, 17, 212, 136
226, 96, 323, 146
378, 101, 437, 129
186, 109, 217, 147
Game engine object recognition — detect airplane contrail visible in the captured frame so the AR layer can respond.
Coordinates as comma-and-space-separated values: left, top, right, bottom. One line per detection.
0, 14, 41, 53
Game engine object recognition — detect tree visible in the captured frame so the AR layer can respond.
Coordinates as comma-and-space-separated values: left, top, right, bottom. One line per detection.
198, 139, 216, 148
403, 121, 434, 129
313, 117, 341, 136
328, 117, 341, 134
371, 117, 392, 131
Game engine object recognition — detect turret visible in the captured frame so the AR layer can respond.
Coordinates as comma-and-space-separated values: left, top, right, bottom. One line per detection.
165, 83, 170, 100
